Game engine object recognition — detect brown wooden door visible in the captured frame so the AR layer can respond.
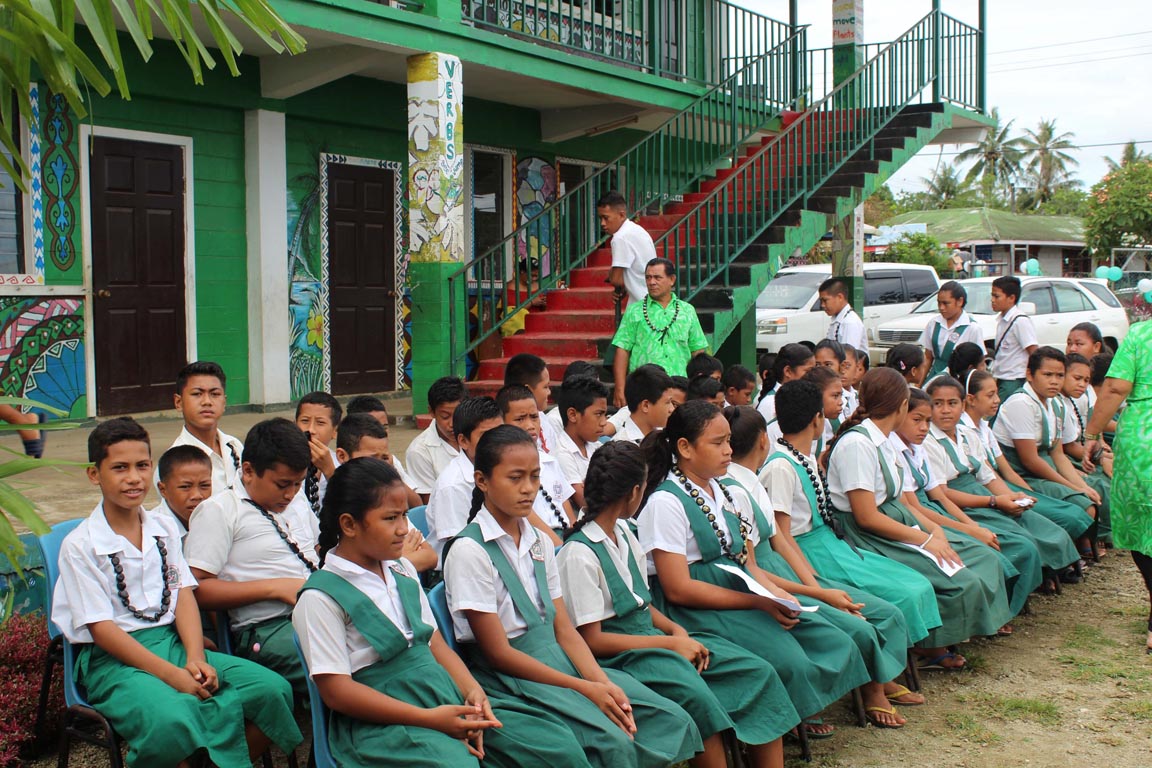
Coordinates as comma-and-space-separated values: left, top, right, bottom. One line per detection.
90, 137, 187, 415
328, 163, 397, 394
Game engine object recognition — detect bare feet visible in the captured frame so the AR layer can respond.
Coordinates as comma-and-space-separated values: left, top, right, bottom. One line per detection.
883, 682, 926, 706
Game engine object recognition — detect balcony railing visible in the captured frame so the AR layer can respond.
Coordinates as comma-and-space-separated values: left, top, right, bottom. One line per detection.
461, 0, 794, 85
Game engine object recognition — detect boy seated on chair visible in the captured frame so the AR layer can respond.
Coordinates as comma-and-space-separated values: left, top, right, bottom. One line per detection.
185, 418, 319, 697
160, 361, 246, 495
295, 391, 343, 518
336, 413, 434, 572
154, 445, 213, 536
52, 417, 301, 767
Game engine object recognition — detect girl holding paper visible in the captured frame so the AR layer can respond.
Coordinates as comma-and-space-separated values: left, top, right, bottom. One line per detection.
637, 400, 873, 737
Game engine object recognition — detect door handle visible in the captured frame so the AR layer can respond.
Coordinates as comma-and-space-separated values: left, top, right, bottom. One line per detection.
387, 290, 397, 298
96, 289, 112, 298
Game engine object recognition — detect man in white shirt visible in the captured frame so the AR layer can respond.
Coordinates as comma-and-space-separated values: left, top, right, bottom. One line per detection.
990, 276, 1039, 403
161, 361, 245, 494
405, 376, 467, 501
819, 277, 867, 352
186, 418, 318, 695
599, 190, 657, 306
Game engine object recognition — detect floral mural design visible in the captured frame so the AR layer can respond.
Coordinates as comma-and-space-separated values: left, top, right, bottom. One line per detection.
0, 297, 85, 418
516, 156, 558, 275
287, 172, 324, 400
407, 53, 464, 264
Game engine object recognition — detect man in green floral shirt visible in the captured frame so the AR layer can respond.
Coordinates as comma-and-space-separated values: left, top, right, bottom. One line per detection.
611, 258, 708, 407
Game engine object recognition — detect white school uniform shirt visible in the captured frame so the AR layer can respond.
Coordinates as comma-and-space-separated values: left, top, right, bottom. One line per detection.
924, 424, 995, 486
827, 418, 904, 509
610, 219, 658, 306
538, 410, 563, 456
760, 448, 820, 536
404, 421, 460, 495
918, 312, 985, 361
293, 450, 339, 516
764, 417, 782, 451
611, 415, 647, 443
638, 472, 761, 571
992, 383, 1061, 450
726, 463, 776, 537
554, 427, 599, 488
558, 520, 648, 628
756, 390, 777, 422
842, 387, 859, 419
993, 305, 1038, 380
158, 426, 245, 495
544, 405, 565, 436
391, 454, 418, 490
185, 483, 320, 630
826, 305, 867, 352
443, 507, 563, 642
425, 452, 477, 562
52, 504, 195, 644
890, 434, 943, 493
537, 450, 575, 529
293, 555, 436, 677
151, 499, 188, 540
1058, 394, 1085, 445
608, 405, 632, 432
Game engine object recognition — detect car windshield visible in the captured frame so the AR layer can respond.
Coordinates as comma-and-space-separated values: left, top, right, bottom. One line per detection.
756, 272, 825, 310
912, 282, 995, 315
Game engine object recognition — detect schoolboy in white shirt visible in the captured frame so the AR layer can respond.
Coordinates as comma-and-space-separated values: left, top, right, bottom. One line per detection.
504, 353, 563, 455
612, 364, 675, 444
404, 376, 466, 502
160, 361, 245, 495
185, 418, 319, 695
555, 374, 611, 510
990, 276, 1039, 403
154, 445, 213, 534
818, 277, 867, 352
294, 391, 342, 518
600, 190, 657, 306
498, 385, 575, 539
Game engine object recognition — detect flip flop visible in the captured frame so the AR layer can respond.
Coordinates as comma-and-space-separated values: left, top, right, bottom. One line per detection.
885, 685, 926, 706
864, 705, 905, 729
996, 624, 1014, 636
800, 718, 835, 739
917, 651, 965, 671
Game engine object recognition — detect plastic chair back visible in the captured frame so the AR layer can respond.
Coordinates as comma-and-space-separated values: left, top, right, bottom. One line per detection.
293, 634, 335, 768
426, 583, 457, 652
407, 505, 429, 538
37, 518, 83, 640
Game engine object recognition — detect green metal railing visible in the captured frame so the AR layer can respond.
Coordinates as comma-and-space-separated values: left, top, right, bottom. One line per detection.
657, 11, 982, 305
462, 0, 793, 84
447, 24, 808, 375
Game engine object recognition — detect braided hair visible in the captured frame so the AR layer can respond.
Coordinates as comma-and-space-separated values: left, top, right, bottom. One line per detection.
885, 343, 926, 384
639, 400, 721, 506
317, 458, 403, 566
465, 425, 538, 526
567, 441, 647, 539
825, 367, 910, 460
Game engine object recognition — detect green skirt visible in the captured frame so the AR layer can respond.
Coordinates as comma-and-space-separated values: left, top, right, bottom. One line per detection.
234, 614, 307, 697
1000, 445, 1096, 538
834, 499, 1013, 647
795, 523, 941, 646
76, 625, 301, 768
1079, 467, 1112, 543
1112, 399, 1152, 554
756, 544, 908, 684
651, 558, 871, 720
464, 625, 701, 768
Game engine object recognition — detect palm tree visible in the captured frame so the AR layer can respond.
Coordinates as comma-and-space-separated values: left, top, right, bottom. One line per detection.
1020, 118, 1080, 206
921, 165, 975, 209
955, 108, 1026, 205
1104, 141, 1152, 171
0, 1, 305, 185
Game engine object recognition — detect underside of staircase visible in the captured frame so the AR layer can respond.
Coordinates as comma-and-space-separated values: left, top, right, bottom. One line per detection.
466, 103, 975, 398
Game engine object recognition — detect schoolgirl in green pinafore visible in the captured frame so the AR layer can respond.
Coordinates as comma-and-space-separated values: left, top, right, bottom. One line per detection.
444, 426, 700, 768
1055, 392, 1112, 544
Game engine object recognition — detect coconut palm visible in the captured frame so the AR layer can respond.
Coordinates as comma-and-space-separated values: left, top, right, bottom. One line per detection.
1020, 118, 1080, 206
920, 164, 976, 209
955, 108, 1025, 205
0, 1, 306, 185
1104, 141, 1152, 171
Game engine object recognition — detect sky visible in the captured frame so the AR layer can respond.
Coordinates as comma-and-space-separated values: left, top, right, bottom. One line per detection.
743, 0, 1152, 194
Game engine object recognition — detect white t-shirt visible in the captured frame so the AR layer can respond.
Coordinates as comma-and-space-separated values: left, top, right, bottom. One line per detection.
918, 312, 985, 361
992, 383, 1061, 450
557, 520, 648, 627
293, 554, 436, 677
760, 450, 819, 536
924, 425, 995, 486
993, 305, 1038, 380
638, 472, 760, 569
426, 453, 476, 561
827, 419, 904, 509
185, 484, 320, 629
52, 504, 195, 644
610, 219, 658, 305
405, 422, 460, 495
826, 305, 866, 352
443, 509, 563, 642
158, 426, 245, 496
554, 428, 599, 488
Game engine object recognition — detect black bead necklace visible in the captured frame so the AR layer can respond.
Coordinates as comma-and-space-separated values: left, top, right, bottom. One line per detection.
539, 486, 570, 534
304, 465, 321, 517
778, 437, 836, 528
671, 466, 749, 565
1070, 399, 1086, 445
108, 536, 172, 622
228, 443, 242, 472
243, 499, 318, 573
642, 296, 680, 345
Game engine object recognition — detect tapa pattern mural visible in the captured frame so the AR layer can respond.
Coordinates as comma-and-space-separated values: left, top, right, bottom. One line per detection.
0, 297, 85, 417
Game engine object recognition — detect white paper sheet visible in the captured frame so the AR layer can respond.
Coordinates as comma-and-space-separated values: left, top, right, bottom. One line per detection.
715, 563, 820, 612
898, 538, 966, 577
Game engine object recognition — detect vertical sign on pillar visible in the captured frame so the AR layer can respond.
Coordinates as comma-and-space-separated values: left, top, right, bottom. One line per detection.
851, 204, 865, 275
831, 0, 864, 86
407, 53, 464, 264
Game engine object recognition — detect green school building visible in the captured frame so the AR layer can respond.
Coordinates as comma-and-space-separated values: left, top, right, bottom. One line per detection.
0, 1, 990, 417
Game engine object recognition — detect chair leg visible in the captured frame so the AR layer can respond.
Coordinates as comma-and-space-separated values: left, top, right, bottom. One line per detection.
904, 650, 922, 693
56, 713, 72, 768
33, 636, 62, 753
103, 718, 124, 768
851, 687, 867, 727
797, 721, 812, 762
723, 730, 745, 768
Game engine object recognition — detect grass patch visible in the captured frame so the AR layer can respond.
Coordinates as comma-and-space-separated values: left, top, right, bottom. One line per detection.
1055, 653, 1133, 682
943, 713, 1000, 744
987, 696, 1062, 726
1063, 623, 1120, 650
1110, 700, 1152, 722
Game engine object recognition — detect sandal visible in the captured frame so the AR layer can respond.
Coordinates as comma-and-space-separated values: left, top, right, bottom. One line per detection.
864, 705, 905, 729
801, 718, 835, 739
917, 651, 966, 671
885, 684, 925, 706
996, 624, 1014, 637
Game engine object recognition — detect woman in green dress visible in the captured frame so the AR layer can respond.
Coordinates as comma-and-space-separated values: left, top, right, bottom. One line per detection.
826, 368, 1013, 667
558, 441, 794, 768
1083, 320, 1152, 654
443, 426, 701, 768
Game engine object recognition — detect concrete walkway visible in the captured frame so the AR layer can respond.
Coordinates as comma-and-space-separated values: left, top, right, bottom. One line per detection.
7, 397, 423, 529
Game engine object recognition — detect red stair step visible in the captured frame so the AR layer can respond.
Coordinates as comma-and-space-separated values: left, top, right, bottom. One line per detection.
525, 310, 618, 334
475, 357, 599, 384
546, 287, 617, 311
588, 248, 613, 267
569, 266, 611, 288
502, 332, 605, 359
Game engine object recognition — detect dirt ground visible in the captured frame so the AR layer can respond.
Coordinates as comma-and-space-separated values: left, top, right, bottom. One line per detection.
14, 405, 1152, 768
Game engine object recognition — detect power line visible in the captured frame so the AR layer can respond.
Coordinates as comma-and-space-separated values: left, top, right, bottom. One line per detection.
990, 50, 1152, 73
993, 42, 1152, 68
990, 30, 1152, 55
912, 140, 1152, 158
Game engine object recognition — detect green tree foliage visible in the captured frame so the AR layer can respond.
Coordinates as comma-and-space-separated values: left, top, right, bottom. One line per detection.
955, 108, 1026, 206
1020, 118, 1080, 207
864, 184, 896, 226
881, 232, 950, 274
1104, 141, 1152, 172
1085, 160, 1152, 253
0, 0, 306, 185
1033, 187, 1089, 218
920, 165, 978, 210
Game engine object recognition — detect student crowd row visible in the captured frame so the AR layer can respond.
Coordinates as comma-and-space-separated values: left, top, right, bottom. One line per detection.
47, 285, 1120, 767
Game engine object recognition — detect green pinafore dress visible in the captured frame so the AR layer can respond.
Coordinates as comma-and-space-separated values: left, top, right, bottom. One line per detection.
832, 428, 1012, 646
452, 524, 701, 768
720, 477, 909, 684
566, 528, 797, 745
1054, 396, 1112, 541
646, 479, 870, 720
927, 319, 971, 379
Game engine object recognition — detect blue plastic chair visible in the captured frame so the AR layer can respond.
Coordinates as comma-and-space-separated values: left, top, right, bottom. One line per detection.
426, 583, 457, 653
293, 634, 335, 768
37, 518, 125, 768
407, 504, 429, 538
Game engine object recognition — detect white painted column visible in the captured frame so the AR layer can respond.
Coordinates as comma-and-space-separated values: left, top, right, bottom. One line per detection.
244, 109, 291, 406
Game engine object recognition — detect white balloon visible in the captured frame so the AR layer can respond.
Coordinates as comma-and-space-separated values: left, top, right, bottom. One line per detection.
1138, 278, 1152, 293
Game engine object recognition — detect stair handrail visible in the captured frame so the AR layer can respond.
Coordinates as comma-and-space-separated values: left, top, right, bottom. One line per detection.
657, 10, 982, 318
447, 23, 810, 377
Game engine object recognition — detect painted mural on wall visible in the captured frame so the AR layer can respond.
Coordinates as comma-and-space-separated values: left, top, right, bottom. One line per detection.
0, 297, 85, 417
515, 156, 558, 275
287, 168, 324, 401
42, 89, 80, 281
407, 53, 464, 263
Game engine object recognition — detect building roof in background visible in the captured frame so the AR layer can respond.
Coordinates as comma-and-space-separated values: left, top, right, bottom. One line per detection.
883, 207, 1085, 246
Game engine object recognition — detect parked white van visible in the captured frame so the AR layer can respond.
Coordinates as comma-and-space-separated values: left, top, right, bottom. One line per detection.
755, 262, 941, 355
